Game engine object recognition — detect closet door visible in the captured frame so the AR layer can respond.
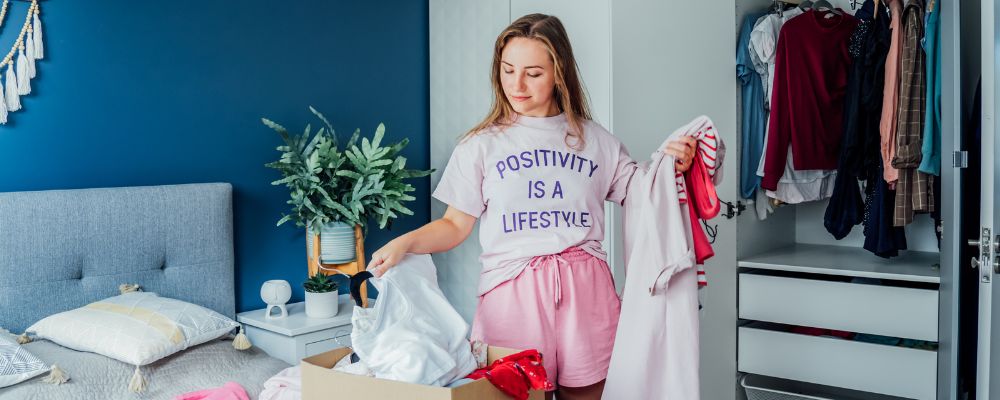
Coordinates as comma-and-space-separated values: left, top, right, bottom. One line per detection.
978, 0, 1000, 394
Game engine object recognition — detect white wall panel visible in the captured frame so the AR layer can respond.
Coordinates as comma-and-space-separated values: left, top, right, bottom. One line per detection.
429, 0, 509, 323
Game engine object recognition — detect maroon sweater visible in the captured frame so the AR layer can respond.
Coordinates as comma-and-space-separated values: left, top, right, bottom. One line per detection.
761, 10, 858, 191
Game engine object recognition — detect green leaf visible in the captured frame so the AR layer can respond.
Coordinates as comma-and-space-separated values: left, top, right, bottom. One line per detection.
303, 125, 323, 156
347, 128, 361, 150
344, 149, 364, 171
388, 138, 410, 154
261, 118, 288, 135
271, 176, 297, 186
335, 170, 364, 180
369, 147, 391, 161
362, 137, 372, 157
309, 106, 337, 147
392, 157, 407, 171
372, 123, 385, 149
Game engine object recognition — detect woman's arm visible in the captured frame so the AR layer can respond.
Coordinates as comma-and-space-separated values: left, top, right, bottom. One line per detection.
606, 136, 697, 205
367, 206, 477, 277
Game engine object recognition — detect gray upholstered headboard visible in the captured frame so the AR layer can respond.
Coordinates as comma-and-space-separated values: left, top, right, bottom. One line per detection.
0, 183, 235, 333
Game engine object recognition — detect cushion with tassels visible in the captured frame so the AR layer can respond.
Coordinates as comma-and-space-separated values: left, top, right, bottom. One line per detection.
0, 327, 48, 388
25, 292, 239, 368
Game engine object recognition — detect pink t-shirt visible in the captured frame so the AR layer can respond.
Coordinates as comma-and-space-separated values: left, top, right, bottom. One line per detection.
432, 113, 636, 296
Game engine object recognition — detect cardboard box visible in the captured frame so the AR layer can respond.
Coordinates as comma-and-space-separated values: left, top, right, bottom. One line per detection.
302, 346, 544, 400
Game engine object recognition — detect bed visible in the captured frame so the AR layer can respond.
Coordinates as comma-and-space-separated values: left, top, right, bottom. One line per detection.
0, 183, 290, 399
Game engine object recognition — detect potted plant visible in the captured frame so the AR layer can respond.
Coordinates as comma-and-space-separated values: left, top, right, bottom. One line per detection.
303, 273, 339, 318
264, 107, 432, 264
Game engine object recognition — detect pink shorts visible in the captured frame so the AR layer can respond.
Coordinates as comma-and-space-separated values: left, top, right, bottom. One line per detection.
471, 247, 621, 389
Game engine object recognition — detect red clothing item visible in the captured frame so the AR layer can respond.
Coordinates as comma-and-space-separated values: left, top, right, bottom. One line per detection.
762, 10, 858, 191
685, 146, 719, 268
674, 117, 721, 286
467, 349, 554, 400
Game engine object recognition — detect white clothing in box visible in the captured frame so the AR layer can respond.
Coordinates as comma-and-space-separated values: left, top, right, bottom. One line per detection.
350, 254, 477, 386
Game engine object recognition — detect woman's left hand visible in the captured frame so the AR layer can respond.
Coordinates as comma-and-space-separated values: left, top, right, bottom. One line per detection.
664, 136, 697, 173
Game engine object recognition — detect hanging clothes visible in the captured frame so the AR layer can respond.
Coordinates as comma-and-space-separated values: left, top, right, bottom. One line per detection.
864, 166, 909, 257
838, 3, 889, 181
738, 12, 768, 200
755, 133, 837, 204
824, 0, 890, 240
892, 0, 934, 227
918, 1, 941, 176
750, 7, 837, 205
603, 116, 724, 400
880, 0, 904, 186
749, 8, 804, 112
762, 9, 859, 190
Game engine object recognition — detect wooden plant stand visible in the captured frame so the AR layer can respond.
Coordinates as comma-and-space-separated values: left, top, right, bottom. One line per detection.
307, 225, 368, 307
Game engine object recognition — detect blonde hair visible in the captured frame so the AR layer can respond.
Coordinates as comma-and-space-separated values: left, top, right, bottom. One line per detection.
463, 13, 592, 150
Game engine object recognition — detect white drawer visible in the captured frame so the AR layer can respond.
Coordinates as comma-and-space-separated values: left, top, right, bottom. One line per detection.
739, 273, 938, 341
738, 325, 937, 400
304, 330, 352, 358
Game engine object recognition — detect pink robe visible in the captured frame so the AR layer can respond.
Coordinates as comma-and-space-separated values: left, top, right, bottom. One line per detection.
604, 116, 724, 399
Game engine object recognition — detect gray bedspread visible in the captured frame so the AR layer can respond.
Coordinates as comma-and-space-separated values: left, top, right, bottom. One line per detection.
0, 335, 290, 400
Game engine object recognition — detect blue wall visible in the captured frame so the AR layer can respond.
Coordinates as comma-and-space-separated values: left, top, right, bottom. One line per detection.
0, 1, 429, 312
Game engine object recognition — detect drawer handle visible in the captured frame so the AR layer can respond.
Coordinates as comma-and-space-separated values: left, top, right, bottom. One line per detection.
333, 334, 350, 349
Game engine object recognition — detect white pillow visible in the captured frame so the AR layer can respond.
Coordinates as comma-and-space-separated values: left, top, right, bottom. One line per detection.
0, 327, 48, 388
27, 292, 238, 366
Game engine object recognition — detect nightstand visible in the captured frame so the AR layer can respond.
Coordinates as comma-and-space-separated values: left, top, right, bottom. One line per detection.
237, 294, 360, 366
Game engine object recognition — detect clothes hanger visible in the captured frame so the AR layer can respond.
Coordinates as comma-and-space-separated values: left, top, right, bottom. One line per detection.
799, 0, 814, 11
812, 0, 844, 15
350, 271, 374, 307
770, 0, 785, 16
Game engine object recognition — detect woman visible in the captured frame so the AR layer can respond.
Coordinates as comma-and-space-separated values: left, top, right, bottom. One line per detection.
368, 13, 696, 400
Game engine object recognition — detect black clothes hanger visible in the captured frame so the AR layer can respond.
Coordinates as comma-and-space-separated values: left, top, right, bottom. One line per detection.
770, 0, 784, 16
350, 271, 374, 307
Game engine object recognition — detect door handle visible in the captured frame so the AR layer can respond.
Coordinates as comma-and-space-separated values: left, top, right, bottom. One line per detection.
973, 257, 981, 269
969, 239, 981, 247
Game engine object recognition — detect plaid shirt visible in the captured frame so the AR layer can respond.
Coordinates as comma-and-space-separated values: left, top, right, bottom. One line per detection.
891, 0, 935, 227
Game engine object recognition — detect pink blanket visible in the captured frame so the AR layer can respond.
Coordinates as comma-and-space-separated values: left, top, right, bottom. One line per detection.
174, 382, 249, 400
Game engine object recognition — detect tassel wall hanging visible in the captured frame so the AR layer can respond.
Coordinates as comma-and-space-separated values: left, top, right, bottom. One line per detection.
0, 0, 43, 124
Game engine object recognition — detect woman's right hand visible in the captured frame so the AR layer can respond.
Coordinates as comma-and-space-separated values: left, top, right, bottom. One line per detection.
368, 236, 412, 278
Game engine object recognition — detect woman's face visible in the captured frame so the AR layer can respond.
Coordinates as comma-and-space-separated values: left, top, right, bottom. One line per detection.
500, 37, 559, 117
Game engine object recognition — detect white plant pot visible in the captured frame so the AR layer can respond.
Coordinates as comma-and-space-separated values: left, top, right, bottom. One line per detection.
304, 290, 339, 319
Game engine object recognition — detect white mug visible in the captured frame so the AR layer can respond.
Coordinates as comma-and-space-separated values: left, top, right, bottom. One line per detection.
260, 280, 292, 319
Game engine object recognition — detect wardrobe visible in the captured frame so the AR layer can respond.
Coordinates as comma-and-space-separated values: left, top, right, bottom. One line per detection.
428, 0, 983, 399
